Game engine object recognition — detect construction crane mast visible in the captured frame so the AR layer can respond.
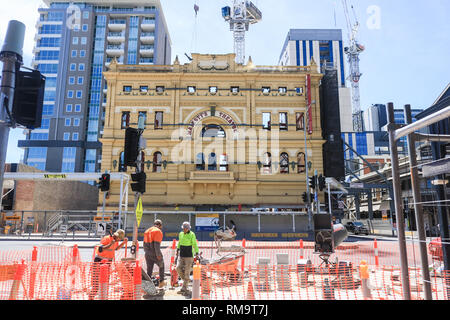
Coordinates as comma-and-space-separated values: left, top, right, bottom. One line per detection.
342, 0, 365, 132
222, 1, 262, 65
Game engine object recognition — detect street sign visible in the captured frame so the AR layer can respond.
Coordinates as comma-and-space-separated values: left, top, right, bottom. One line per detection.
135, 196, 143, 228
60, 225, 68, 234
97, 222, 106, 236
195, 213, 219, 232
93, 217, 111, 222
44, 174, 67, 179
5, 216, 20, 221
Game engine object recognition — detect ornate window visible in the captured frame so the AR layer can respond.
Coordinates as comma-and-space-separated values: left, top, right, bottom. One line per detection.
153, 152, 162, 173
280, 153, 289, 174
201, 124, 225, 138
297, 152, 306, 173
262, 152, 272, 174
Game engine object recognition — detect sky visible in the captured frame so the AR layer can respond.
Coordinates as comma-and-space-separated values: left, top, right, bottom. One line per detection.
1, 0, 449, 163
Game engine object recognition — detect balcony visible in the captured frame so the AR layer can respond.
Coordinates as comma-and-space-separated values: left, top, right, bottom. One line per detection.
188, 171, 236, 199
108, 19, 126, 31
107, 32, 125, 43
140, 32, 155, 44
140, 45, 154, 56
106, 45, 124, 56
141, 18, 155, 31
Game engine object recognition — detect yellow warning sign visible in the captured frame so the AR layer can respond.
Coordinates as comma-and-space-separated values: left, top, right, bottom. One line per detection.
136, 197, 143, 228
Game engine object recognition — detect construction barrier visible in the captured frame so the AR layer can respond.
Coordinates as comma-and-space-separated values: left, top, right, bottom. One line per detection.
0, 238, 448, 300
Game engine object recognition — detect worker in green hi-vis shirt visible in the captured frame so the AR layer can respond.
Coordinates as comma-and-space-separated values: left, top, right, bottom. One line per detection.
176, 221, 199, 295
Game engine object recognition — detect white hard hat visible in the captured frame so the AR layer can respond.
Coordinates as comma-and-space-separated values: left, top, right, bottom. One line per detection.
182, 222, 191, 230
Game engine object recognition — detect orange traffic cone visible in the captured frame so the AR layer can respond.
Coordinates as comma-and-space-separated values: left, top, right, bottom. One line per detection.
246, 281, 255, 300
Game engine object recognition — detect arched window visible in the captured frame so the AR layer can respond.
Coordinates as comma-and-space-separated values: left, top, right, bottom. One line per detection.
153, 152, 162, 173
208, 153, 217, 171
202, 124, 225, 138
280, 153, 289, 174
297, 152, 306, 173
196, 153, 205, 171
119, 152, 126, 172
262, 152, 272, 174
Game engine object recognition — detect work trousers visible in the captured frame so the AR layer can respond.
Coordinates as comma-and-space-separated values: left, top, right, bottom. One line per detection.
145, 252, 165, 282
176, 257, 194, 288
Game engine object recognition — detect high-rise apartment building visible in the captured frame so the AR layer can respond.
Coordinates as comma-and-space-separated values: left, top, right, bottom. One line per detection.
19, 0, 171, 173
279, 29, 353, 132
279, 29, 346, 87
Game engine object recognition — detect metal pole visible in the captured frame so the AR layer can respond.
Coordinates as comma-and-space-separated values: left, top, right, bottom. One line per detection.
328, 182, 332, 214
404, 104, 432, 300
394, 106, 450, 141
0, 21, 25, 211
118, 175, 124, 230
303, 114, 312, 230
387, 102, 411, 300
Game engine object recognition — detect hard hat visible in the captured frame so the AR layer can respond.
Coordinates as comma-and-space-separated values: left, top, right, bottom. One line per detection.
114, 229, 125, 240
182, 222, 191, 230
154, 219, 163, 227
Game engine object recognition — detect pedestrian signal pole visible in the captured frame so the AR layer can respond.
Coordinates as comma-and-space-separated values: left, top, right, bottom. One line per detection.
0, 21, 25, 211
128, 116, 146, 259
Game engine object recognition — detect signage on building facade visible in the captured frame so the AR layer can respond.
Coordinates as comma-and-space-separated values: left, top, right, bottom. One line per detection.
186, 110, 238, 137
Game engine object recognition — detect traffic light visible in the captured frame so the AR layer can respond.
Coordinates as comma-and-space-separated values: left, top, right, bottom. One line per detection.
302, 192, 308, 203
302, 192, 314, 203
124, 127, 140, 167
12, 68, 46, 129
98, 173, 110, 192
131, 172, 146, 194
308, 175, 316, 190
318, 174, 326, 191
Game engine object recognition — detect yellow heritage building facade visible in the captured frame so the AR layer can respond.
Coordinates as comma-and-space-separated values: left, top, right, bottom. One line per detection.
100, 53, 325, 213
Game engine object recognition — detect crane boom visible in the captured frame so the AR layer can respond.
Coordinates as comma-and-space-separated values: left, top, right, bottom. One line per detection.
222, 1, 262, 65
342, 0, 364, 132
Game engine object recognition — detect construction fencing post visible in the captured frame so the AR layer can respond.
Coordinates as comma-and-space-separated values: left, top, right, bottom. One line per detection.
374, 239, 379, 268
241, 238, 246, 272
134, 261, 142, 300
9, 260, 26, 300
192, 261, 201, 300
99, 260, 110, 300
360, 260, 372, 300
29, 247, 38, 299
300, 239, 304, 260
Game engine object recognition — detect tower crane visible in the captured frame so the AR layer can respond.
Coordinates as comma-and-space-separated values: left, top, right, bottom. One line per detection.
222, 1, 262, 65
342, 0, 365, 132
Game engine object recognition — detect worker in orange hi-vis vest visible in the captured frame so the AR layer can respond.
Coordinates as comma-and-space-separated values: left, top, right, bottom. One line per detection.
144, 219, 166, 288
89, 229, 128, 300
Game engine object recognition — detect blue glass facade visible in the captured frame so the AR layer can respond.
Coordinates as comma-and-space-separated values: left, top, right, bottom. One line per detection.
127, 16, 139, 64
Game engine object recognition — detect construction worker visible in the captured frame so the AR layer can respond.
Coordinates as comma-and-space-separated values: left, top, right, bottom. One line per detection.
176, 221, 199, 295
143, 219, 166, 288
89, 229, 127, 300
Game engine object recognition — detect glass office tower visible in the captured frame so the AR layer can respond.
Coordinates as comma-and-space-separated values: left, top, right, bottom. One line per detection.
19, 0, 172, 173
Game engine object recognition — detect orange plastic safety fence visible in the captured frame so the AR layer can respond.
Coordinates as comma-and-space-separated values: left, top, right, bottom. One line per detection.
198, 264, 449, 301
0, 259, 144, 300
